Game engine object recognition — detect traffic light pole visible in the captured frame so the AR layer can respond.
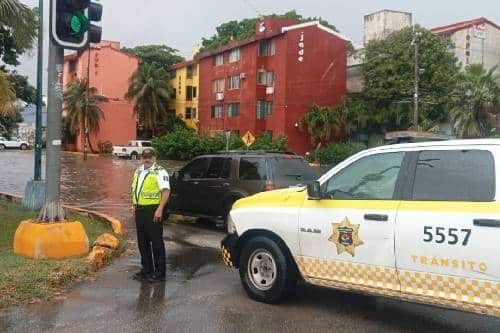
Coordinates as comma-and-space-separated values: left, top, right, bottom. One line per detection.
38, 39, 65, 222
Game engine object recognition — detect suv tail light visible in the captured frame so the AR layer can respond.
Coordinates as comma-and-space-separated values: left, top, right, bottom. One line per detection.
265, 183, 275, 191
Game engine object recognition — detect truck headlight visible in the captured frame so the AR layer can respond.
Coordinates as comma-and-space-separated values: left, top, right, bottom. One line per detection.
227, 213, 236, 234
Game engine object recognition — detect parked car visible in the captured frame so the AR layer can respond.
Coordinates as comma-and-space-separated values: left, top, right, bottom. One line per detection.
168, 151, 317, 228
112, 140, 152, 159
0, 137, 29, 150
221, 139, 500, 318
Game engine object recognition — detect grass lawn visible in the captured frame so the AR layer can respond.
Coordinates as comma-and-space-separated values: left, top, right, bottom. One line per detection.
0, 200, 119, 308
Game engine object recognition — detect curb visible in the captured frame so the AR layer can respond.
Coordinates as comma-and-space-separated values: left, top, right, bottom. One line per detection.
0, 192, 122, 235
62, 151, 100, 157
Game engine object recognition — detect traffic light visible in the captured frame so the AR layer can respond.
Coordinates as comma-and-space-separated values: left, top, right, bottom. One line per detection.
50, 0, 103, 50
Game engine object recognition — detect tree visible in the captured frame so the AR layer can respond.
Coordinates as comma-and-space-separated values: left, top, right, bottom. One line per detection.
200, 10, 340, 52
362, 26, 459, 132
63, 78, 106, 152
7, 71, 36, 103
0, 71, 17, 119
299, 104, 342, 146
0, 0, 37, 66
450, 65, 500, 138
122, 45, 184, 70
125, 64, 173, 138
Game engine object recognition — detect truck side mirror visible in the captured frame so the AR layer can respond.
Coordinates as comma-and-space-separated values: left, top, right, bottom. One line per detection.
307, 181, 323, 200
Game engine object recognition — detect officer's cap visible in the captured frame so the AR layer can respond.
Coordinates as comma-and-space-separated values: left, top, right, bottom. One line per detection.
142, 148, 156, 158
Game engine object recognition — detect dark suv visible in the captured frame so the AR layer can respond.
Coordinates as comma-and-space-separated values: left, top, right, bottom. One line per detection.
168, 151, 317, 227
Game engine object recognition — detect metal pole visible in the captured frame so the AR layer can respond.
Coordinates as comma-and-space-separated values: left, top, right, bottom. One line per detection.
22, 0, 46, 210
413, 32, 421, 131
83, 47, 91, 160
38, 38, 65, 222
34, 0, 44, 180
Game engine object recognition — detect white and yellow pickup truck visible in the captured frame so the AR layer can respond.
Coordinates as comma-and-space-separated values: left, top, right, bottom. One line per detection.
221, 139, 500, 317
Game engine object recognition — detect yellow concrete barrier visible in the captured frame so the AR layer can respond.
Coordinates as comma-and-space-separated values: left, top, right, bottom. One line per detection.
14, 220, 90, 259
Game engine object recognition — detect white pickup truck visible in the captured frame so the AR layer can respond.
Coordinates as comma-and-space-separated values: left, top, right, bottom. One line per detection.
0, 137, 30, 150
112, 140, 153, 159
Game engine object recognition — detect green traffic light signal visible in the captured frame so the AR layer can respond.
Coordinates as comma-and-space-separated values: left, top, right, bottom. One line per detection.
70, 12, 89, 34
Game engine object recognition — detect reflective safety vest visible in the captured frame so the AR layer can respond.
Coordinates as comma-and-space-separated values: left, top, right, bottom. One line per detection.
132, 165, 164, 206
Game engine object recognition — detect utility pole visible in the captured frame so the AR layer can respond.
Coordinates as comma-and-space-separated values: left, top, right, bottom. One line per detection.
83, 47, 91, 160
22, 0, 45, 210
413, 31, 422, 131
38, 38, 65, 222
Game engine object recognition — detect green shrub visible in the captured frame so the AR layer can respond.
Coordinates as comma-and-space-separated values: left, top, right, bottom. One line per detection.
251, 132, 288, 151
316, 143, 365, 165
153, 127, 290, 161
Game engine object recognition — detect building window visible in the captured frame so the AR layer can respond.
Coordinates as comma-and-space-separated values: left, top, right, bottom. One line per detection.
187, 64, 197, 78
228, 75, 240, 90
212, 79, 225, 93
211, 105, 224, 119
256, 100, 266, 119
171, 88, 176, 99
259, 39, 275, 56
213, 54, 224, 66
228, 103, 240, 117
168, 69, 177, 78
265, 101, 273, 116
185, 108, 196, 120
257, 69, 274, 86
186, 86, 197, 101
229, 48, 241, 63
69, 60, 77, 72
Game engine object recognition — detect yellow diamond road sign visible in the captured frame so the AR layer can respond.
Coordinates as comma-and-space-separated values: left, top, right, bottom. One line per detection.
242, 131, 256, 147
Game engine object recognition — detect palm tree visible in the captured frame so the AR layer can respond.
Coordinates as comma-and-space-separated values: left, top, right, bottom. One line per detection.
299, 104, 342, 146
125, 64, 173, 138
451, 64, 500, 138
63, 78, 106, 152
0, 71, 16, 119
0, 0, 37, 53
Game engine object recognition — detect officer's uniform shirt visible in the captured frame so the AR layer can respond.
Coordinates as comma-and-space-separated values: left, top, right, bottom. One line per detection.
136, 163, 170, 199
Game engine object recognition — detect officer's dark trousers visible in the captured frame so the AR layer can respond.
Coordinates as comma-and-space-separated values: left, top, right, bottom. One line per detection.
135, 205, 166, 276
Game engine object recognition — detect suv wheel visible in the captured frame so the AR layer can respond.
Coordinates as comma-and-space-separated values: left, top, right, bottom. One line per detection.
217, 199, 237, 230
239, 236, 297, 303
0, 144, 5, 151
20, 143, 28, 150
130, 152, 138, 160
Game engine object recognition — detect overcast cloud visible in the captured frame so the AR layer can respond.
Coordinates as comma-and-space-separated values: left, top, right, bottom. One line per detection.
12, 0, 500, 91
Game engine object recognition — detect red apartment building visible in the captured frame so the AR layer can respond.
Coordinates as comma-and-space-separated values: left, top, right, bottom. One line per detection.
197, 18, 348, 154
63, 41, 140, 152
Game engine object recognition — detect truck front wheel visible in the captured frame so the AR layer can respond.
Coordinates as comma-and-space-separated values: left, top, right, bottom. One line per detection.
130, 152, 138, 160
238, 236, 297, 303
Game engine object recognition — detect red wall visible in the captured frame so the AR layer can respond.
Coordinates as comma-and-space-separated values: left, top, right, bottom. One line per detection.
198, 22, 347, 155
75, 100, 136, 151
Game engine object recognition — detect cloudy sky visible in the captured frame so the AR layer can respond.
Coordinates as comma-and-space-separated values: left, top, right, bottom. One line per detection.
13, 0, 500, 89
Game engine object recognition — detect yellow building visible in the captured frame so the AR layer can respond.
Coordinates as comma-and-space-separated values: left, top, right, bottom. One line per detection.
169, 60, 199, 130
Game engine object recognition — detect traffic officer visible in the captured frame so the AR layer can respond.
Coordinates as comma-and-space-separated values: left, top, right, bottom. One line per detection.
131, 148, 170, 282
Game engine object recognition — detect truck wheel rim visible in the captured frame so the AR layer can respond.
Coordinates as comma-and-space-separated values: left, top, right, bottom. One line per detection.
248, 249, 277, 291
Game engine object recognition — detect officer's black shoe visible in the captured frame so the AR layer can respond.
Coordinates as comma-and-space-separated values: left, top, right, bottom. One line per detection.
147, 272, 166, 283
132, 270, 150, 281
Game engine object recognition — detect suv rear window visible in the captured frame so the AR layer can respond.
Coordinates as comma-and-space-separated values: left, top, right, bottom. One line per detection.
206, 157, 231, 178
271, 157, 316, 181
412, 150, 495, 201
239, 157, 267, 180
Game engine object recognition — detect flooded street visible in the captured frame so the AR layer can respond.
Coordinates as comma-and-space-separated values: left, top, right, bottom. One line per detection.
0, 150, 184, 231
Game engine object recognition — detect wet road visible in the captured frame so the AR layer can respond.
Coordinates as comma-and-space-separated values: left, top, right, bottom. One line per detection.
1, 223, 499, 333
1, 150, 499, 332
